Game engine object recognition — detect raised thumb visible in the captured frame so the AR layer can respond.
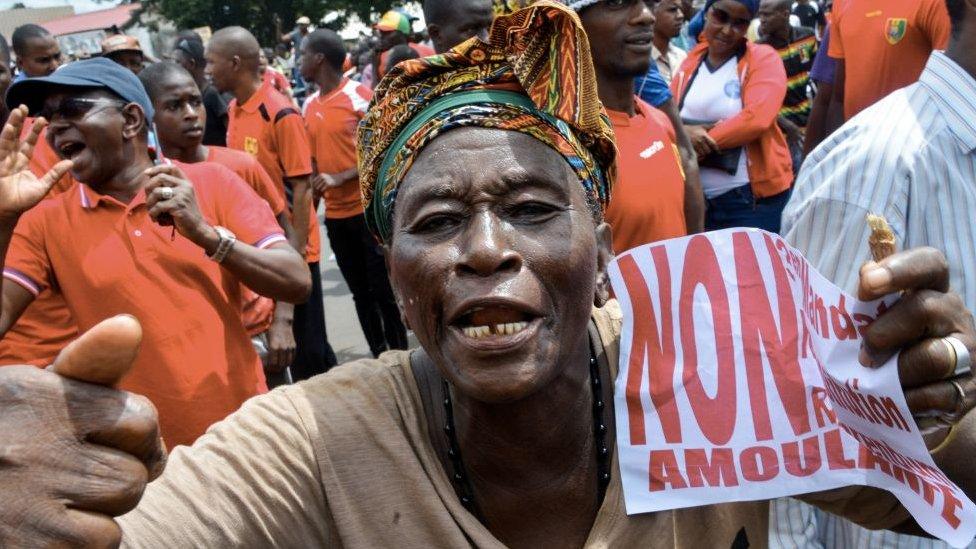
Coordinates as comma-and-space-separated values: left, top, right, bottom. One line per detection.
51, 314, 143, 387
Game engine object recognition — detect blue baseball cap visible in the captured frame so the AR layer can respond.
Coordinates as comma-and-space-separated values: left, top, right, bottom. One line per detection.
5, 57, 154, 121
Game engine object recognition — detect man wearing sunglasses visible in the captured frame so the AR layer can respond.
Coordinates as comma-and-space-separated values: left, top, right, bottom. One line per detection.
0, 57, 311, 449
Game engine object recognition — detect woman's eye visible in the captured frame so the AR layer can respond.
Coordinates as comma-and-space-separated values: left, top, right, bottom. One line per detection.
415, 214, 461, 233
510, 202, 558, 221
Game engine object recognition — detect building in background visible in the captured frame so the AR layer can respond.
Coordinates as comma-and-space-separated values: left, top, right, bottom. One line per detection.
0, 5, 74, 42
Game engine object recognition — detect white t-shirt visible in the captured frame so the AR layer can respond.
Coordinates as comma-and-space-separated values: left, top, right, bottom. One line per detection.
680, 56, 750, 199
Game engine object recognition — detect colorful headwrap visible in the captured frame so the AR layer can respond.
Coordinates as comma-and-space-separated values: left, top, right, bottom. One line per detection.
357, 1, 617, 244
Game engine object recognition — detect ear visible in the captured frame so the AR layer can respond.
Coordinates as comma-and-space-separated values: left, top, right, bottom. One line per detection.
381, 243, 412, 330
593, 222, 614, 308
121, 103, 146, 140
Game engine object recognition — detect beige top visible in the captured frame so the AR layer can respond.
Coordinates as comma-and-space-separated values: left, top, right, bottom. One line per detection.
119, 303, 908, 548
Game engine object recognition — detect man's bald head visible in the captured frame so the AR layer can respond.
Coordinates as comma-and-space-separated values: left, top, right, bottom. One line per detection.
205, 26, 261, 94
209, 26, 261, 64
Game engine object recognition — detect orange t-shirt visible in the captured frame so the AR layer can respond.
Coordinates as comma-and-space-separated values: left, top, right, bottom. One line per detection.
303, 78, 371, 220
227, 78, 321, 263
829, 0, 950, 119
207, 145, 286, 337
0, 120, 80, 367
605, 99, 687, 255
3, 162, 286, 448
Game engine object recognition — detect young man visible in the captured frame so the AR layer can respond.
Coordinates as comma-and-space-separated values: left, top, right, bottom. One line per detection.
780, 1, 976, 546
423, 0, 494, 53
206, 26, 337, 381
2, 58, 310, 447
100, 34, 145, 75
373, 10, 435, 80
758, 0, 817, 129
573, 0, 704, 253
138, 61, 300, 376
652, 0, 688, 83
300, 30, 408, 358
10, 24, 60, 83
831, 0, 950, 119
172, 32, 229, 146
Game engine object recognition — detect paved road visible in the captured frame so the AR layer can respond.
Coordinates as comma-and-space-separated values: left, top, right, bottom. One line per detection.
317, 221, 418, 365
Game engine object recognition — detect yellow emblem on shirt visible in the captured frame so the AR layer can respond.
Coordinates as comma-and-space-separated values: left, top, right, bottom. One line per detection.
244, 136, 259, 156
886, 18, 908, 45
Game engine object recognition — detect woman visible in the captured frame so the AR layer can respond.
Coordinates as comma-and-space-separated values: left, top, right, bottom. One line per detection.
672, 0, 794, 233
2, 3, 975, 548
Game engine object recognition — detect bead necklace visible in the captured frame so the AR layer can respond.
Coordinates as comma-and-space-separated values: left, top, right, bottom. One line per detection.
441, 343, 611, 517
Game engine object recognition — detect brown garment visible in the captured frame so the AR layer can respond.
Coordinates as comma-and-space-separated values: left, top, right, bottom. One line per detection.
119, 303, 907, 548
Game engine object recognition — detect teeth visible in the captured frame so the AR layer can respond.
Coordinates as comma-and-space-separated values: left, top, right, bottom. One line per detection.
462, 321, 530, 339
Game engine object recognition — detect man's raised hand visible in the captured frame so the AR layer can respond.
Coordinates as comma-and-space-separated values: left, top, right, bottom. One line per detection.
0, 106, 72, 223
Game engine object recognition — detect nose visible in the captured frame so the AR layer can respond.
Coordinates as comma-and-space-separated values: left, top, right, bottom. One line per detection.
635, 1, 655, 27
455, 210, 522, 278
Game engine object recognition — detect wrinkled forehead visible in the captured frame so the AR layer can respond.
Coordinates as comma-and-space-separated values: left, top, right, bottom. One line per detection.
42, 86, 118, 107
395, 128, 585, 214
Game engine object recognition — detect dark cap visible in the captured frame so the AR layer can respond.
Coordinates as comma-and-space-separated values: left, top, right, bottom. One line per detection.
174, 36, 205, 65
5, 57, 154, 120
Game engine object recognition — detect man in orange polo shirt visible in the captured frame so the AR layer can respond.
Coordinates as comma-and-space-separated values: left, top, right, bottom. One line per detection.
575, 0, 703, 254
207, 26, 337, 380
830, 0, 950, 119
138, 61, 301, 375
300, 30, 408, 357
0, 58, 311, 447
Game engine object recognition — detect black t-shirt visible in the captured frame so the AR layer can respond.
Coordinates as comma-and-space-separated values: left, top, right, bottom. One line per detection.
792, 3, 825, 30
202, 84, 229, 147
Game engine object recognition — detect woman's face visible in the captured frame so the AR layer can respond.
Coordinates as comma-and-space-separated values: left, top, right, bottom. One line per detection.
388, 127, 612, 403
704, 0, 752, 58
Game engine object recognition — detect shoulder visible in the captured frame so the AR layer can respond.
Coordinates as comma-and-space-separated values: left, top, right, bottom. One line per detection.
283, 351, 419, 428
794, 26, 816, 41
745, 42, 781, 63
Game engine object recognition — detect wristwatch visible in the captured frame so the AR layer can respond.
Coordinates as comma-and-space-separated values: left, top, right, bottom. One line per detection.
207, 226, 237, 263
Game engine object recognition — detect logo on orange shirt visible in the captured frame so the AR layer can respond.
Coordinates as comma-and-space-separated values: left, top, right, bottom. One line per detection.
244, 137, 259, 156
886, 18, 908, 45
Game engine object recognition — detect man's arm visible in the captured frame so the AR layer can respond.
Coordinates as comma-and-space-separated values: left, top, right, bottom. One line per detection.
658, 99, 704, 234
287, 174, 313, 256
803, 80, 833, 156
144, 165, 311, 303
0, 107, 65, 336
829, 60, 846, 127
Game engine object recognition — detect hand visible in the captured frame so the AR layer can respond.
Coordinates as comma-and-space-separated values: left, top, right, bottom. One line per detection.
311, 173, 341, 195
0, 315, 166, 547
685, 125, 718, 158
0, 106, 73, 224
144, 165, 213, 248
266, 311, 296, 374
858, 248, 976, 421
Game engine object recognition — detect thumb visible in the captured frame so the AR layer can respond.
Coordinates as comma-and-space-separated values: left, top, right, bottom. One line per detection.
51, 314, 143, 386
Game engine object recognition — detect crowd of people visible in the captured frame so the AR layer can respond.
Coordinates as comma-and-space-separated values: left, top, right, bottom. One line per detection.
0, 0, 975, 547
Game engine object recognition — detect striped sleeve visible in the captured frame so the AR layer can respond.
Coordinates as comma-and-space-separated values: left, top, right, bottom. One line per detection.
783, 93, 920, 294
3, 206, 52, 297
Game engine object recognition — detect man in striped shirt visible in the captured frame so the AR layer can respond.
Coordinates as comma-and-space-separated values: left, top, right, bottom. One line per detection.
776, 0, 976, 546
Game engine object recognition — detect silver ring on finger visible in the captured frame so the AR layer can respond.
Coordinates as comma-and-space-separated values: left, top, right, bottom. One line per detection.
159, 187, 175, 201
937, 379, 969, 427
940, 336, 971, 378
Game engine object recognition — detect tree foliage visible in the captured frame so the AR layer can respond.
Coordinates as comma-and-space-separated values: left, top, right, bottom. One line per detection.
143, 0, 406, 45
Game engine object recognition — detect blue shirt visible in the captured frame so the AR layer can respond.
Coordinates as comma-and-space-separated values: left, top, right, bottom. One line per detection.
634, 63, 672, 108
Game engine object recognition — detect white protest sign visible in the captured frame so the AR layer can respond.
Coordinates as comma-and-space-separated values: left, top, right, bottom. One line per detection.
608, 228, 976, 547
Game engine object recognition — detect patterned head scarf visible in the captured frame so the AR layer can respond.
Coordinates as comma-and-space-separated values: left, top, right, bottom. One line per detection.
358, 1, 617, 244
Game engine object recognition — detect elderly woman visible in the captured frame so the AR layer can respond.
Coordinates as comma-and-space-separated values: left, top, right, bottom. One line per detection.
672, 0, 794, 233
1, 3, 975, 548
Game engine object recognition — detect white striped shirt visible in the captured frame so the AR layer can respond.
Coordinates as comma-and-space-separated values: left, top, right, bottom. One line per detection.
774, 51, 976, 549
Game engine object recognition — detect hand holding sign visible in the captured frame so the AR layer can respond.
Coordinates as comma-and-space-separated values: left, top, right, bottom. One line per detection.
610, 229, 976, 547
0, 315, 165, 548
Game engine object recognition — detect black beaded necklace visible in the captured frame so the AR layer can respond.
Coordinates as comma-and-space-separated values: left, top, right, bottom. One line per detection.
441, 342, 612, 517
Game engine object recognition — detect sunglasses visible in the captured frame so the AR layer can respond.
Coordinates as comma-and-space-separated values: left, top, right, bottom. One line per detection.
708, 7, 752, 32
40, 97, 128, 123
